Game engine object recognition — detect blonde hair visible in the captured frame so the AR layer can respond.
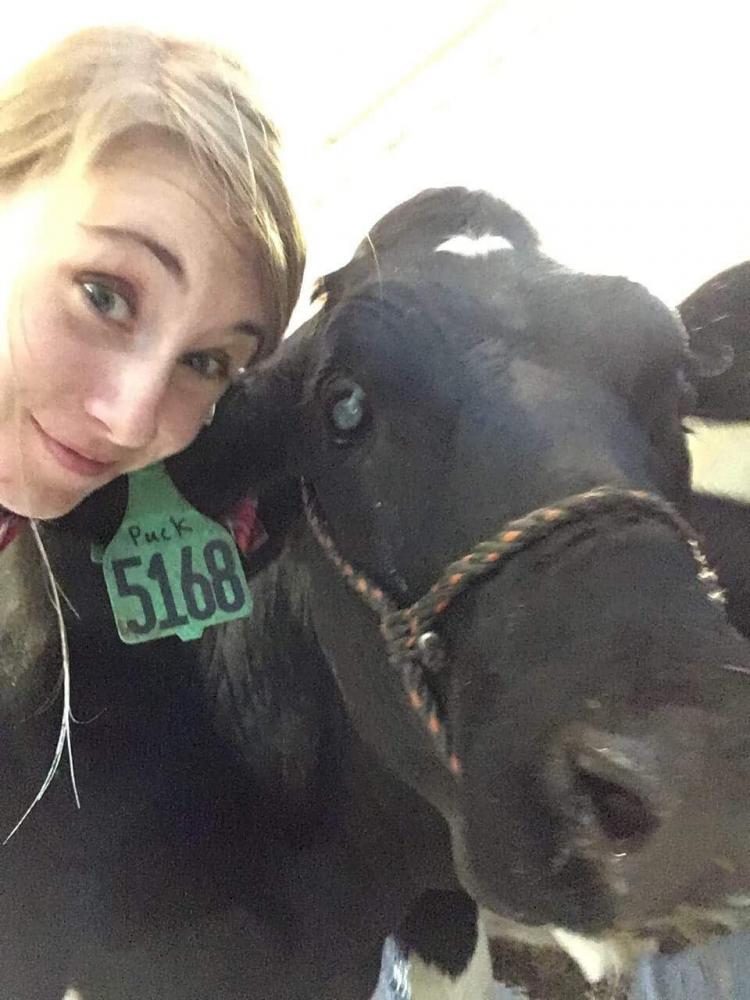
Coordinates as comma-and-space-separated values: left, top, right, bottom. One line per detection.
0, 25, 305, 350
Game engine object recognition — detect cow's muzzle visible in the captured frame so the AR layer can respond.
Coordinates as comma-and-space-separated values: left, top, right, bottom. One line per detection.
302, 482, 724, 777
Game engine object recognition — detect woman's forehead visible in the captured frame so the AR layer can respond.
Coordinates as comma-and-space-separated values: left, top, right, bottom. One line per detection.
78, 144, 247, 260
39, 141, 269, 328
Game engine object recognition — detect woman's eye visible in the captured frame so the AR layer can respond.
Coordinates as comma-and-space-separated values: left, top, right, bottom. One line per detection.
181, 352, 230, 382
81, 280, 133, 324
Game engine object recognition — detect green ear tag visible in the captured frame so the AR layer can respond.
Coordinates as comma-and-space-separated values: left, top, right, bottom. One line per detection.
93, 463, 252, 645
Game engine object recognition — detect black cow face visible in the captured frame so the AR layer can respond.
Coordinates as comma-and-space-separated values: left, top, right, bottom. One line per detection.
234, 190, 750, 944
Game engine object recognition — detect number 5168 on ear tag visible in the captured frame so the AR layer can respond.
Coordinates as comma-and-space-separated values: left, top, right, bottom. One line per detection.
95, 463, 253, 645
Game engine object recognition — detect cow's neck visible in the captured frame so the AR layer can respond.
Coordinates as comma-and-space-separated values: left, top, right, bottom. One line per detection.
301, 530, 460, 815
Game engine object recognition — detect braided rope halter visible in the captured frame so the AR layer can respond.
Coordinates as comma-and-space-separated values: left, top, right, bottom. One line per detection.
301, 483, 724, 779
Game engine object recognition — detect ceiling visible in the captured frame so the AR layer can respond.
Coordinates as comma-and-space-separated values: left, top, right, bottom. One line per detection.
4, 0, 750, 486
7, 0, 750, 310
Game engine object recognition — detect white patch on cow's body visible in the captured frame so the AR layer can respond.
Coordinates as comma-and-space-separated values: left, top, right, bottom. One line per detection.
551, 928, 626, 982
483, 912, 630, 982
435, 233, 513, 257
687, 419, 750, 501
408, 918, 496, 999
63, 990, 84, 1000
480, 910, 655, 986
551, 927, 655, 984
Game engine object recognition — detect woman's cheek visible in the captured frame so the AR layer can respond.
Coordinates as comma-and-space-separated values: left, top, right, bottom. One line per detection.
11, 299, 68, 398
13, 271, 78, 369
155, 398, 205, 461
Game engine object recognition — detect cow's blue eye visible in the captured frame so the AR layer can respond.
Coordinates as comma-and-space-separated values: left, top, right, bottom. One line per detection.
331, 385, 366, 432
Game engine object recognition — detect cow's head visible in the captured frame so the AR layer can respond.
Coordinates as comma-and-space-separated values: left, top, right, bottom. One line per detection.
58, 188, 750, 976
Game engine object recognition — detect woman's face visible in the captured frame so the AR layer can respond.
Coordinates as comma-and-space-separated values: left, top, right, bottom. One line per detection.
0, 134, 269, 518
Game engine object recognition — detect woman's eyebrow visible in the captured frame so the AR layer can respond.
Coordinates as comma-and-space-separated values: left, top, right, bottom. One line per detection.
80, 224, 186, 284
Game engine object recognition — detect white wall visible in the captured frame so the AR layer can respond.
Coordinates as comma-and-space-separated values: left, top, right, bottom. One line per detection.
7, 1, 750, 299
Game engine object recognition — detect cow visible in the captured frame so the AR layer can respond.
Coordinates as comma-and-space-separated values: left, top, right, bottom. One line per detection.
682, 260, 750, 645
3, 187, 750, 1000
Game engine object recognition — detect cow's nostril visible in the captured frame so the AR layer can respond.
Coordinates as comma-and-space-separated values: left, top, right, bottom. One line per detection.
546, 726, 668, 862
572, 760, 659, 848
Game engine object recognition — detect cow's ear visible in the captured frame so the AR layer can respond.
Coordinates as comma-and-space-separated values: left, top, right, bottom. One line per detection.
679, 261, 750, 420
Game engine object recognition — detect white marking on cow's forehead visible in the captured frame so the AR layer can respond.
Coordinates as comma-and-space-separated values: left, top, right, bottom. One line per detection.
435, 233, 514, 257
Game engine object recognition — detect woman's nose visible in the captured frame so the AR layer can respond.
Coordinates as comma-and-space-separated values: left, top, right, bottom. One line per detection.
85, 359, 170, 451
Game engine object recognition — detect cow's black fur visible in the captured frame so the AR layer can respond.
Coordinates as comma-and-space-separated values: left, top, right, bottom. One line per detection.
689, 492, 750, 638
3, 189, 750, 1000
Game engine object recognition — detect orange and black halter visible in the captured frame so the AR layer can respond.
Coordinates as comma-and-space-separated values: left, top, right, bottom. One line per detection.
302, 484, 724, 779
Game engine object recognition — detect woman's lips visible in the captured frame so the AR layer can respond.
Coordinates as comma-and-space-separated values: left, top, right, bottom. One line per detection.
32, 418, 118, 479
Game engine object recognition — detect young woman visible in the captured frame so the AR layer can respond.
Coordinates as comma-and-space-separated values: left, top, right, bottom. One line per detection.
0, 25, 304, 526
